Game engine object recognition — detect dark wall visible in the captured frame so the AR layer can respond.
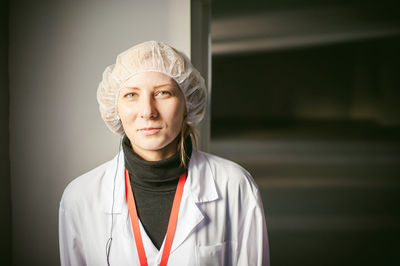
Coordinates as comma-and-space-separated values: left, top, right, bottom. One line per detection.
212, 36, 400, 127
211, 35, 400, 266
211, 2, 400, 266
0, 0, 11, 264
212, 0, 399, 18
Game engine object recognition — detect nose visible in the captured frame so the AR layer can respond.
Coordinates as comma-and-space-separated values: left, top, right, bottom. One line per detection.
139, 95, 158, 119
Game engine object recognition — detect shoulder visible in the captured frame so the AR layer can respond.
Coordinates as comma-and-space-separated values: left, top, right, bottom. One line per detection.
195, 150, 249, 175
191, 150, 260, 195
60, 158, 114, 211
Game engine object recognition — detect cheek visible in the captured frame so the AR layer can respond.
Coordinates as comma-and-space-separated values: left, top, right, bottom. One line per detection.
118, 103, 138, 124
168, 103, 185, 125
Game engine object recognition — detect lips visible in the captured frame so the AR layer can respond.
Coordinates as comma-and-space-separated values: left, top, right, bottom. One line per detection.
137, 127, 162, 136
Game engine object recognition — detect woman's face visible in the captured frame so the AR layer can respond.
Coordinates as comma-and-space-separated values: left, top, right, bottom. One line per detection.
117, 71, 186, 161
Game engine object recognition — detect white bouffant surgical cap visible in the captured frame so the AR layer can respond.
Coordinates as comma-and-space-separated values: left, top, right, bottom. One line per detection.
97, 40, 207, 135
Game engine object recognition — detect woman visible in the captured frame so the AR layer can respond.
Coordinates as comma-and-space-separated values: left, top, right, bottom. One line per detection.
59, 41, 269, 266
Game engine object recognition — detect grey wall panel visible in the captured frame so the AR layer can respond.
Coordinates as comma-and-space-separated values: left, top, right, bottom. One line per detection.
9, 0, 190, 265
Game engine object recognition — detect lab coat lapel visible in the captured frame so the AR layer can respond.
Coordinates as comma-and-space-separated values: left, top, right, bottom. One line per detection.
169, 150, 219, 253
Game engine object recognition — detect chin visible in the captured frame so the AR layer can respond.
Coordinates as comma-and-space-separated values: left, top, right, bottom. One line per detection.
136, 140, 170, 151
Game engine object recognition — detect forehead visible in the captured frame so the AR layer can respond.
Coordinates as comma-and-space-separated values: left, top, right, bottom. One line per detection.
123, 71, 177, 88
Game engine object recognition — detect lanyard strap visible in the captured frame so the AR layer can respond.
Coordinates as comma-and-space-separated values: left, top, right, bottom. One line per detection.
125, 168, 187, 266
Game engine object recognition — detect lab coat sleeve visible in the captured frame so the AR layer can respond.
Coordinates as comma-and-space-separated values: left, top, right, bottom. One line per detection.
237, 186, 270, 266
59, 200, 85, 266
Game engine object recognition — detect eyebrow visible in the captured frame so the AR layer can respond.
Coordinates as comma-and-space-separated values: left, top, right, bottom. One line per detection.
153, 83, 175, 89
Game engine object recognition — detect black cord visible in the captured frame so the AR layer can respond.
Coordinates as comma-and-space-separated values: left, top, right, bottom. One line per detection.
106, 137, 123, 266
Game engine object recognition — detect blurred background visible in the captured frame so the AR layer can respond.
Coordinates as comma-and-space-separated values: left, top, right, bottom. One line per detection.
1, 0, 400, 265
210, 0, 400, 265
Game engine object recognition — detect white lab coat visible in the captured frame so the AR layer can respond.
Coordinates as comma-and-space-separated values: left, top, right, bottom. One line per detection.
59, 149, 269, 266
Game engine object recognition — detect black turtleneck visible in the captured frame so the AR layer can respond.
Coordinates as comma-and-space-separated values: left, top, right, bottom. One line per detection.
122, 135, 192, 250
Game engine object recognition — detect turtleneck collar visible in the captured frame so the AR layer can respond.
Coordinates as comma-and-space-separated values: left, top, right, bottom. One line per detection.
122, 135, 193, 192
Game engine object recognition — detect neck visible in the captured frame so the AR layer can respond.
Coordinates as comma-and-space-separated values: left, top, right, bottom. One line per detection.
122, 135, 192, 192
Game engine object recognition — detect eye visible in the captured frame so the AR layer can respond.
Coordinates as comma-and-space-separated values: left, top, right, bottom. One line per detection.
155, 90, 172, 98
124, 92, 137, 98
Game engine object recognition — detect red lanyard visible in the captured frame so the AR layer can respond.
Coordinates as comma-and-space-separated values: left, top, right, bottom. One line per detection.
124, 168, 187, 266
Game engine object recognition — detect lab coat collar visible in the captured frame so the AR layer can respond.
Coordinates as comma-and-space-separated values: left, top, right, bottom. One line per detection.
102, 150, 126, 214
187, 149, 219, 203
103, 149, 220, 212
